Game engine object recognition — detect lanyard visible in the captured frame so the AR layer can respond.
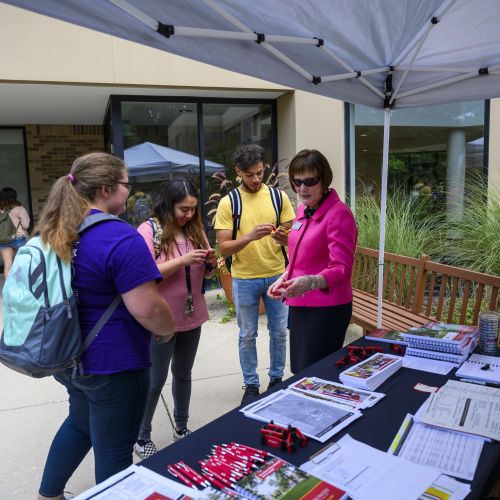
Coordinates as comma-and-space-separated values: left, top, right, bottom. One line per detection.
285, 218, 311, 279
174, 239, 192, 296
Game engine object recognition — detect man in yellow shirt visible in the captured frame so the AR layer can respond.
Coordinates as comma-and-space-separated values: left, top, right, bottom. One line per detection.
215, 145, 295, 405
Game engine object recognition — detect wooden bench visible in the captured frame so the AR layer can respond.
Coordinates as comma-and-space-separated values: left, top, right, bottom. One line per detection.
351, 246, 500, 334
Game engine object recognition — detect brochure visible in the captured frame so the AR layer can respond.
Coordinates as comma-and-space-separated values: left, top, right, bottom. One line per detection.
288, 376, 385, 410
339, 352, 403, 390
241, 389, 362, 442
204, 456, 347, 499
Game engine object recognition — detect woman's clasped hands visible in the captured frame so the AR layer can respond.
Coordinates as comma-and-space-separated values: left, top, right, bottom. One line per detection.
267, 274, 312, 299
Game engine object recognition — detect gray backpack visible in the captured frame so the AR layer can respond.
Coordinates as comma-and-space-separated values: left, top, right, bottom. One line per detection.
0, 210, 16, 244
0, 213, 124, 378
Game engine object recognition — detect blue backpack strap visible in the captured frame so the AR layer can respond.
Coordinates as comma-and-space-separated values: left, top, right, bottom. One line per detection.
74, 213, 126, 367
268, 186, 289, 267
77, 212, 123, 233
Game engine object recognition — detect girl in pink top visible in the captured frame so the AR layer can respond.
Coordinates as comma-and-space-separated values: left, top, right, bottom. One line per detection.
135, 178, 216, 458
0, 187, 30, 278
268, 150, 357, 373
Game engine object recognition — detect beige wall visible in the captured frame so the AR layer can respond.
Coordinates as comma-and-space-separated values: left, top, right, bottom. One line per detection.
0, 3, 286, 92
277, 91, 346, 199
488, 99, 500, 192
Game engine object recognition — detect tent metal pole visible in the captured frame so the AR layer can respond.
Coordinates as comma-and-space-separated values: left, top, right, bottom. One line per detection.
397, 64, 500, 100
377, 109, 391, 328
390, 0, 458, 105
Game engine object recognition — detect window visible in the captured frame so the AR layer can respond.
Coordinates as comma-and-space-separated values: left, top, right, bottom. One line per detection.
348, 101, 487, 212
109, 97, 276, 231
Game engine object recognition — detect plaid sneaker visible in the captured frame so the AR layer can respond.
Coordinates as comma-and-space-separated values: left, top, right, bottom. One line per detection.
134, 439, 157, 459
173, 427, 192, 441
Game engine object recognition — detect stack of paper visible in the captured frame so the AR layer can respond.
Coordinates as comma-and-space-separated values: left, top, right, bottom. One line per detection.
300, 434, 445, 500
339, 352, 403, 390
414, 379, 500, 441
402, 323, 479, 365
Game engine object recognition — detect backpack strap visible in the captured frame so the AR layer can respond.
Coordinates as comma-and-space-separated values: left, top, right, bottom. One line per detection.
225, 188, 242, 272
73, 213, 126, 374
268, 186, 289, 267
77, 212, 123, 233
149, 217, 163, 260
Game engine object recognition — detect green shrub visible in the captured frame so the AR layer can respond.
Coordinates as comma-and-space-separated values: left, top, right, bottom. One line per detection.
355, 188, 437, 258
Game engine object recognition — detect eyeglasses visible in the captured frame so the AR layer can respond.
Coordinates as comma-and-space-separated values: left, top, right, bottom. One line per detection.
117, 181, 133, 192
291, 177, 321, 187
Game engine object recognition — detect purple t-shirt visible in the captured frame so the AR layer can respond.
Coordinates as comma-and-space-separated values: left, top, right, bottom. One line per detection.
73, 210, 162, 374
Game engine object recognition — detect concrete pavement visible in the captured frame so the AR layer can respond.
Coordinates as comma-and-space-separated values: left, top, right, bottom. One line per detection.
0, 284, 362, 499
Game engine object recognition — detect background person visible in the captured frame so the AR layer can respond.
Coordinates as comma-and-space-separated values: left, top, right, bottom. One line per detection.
268, 149, 357, 373
215, 144, 295, 405
135, 179, 216, 459
0, 187, 30, 278
37, 153, 174, 500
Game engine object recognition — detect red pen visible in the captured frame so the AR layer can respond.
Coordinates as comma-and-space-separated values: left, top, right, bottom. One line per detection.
167, 464, 199, 490
174, 462, 210, 488
202, 466, 235, 487
201, 471, 228, 490
203, 461, 242, 481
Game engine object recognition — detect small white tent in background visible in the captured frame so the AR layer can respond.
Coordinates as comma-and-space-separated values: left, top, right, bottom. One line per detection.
7, 0, 500, 326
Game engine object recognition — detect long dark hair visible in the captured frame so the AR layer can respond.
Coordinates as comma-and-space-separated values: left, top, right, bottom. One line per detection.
0, 187, 21, 211
153, 178, 207, 255
37, 152, 125, 262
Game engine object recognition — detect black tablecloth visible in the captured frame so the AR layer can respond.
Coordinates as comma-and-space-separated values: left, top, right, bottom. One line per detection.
142, 339, 500, 499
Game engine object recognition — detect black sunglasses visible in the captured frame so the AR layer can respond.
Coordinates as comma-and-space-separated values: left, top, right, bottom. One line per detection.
291, 177, 321, 187
117, 181, 133, 191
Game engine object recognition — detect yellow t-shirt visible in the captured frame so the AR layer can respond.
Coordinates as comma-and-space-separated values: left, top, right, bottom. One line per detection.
215, 185, 295, 279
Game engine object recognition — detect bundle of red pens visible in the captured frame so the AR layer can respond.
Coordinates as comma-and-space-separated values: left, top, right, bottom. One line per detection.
167, 442, 271, 496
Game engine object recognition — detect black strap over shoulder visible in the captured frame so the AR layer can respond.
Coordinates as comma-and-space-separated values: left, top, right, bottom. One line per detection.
226, 186, 288, 270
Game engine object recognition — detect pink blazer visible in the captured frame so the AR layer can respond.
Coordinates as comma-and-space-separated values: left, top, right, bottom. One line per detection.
285, 189, 357, 307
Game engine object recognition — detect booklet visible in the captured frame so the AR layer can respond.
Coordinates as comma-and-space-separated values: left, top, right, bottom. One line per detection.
455, 353, 500, 384
339, 352, 403, 390
241, 389, 362, 442
288, 376, 385, 410
204, 456, 348, 499
365, 328, 408, 345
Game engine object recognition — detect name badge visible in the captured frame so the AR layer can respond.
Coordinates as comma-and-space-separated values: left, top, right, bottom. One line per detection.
292, 221, 302, 230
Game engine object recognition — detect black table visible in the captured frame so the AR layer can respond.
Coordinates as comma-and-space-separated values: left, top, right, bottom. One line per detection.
142, 339, 500, 499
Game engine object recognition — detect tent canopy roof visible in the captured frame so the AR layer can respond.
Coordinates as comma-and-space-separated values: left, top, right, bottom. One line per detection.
5, 0, 500, 109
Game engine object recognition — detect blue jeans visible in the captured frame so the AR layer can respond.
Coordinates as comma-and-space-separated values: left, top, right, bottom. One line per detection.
39, 369, 149, 497
232, 275, 288, 386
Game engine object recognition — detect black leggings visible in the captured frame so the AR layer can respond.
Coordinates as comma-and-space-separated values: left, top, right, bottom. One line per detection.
289, 302, 352, 374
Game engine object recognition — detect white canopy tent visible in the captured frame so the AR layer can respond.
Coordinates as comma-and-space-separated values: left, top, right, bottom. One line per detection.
6, 0, 500, 326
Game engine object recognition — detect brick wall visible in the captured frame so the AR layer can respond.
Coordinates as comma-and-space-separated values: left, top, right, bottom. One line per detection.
25, 124, 104, 222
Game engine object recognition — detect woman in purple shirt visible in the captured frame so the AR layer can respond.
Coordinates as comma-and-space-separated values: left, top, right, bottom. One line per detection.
37, 153, 174, 500
268, 150, 357, 373
134, 179, 216, 459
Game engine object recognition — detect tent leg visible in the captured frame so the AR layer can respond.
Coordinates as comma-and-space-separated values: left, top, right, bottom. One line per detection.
377, 109, 392, 328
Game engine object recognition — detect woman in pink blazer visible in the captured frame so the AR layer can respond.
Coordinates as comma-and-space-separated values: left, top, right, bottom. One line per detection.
268, 149, 357, 373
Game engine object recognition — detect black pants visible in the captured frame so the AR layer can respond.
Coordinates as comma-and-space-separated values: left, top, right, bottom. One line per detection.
289, 302, 352, 374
